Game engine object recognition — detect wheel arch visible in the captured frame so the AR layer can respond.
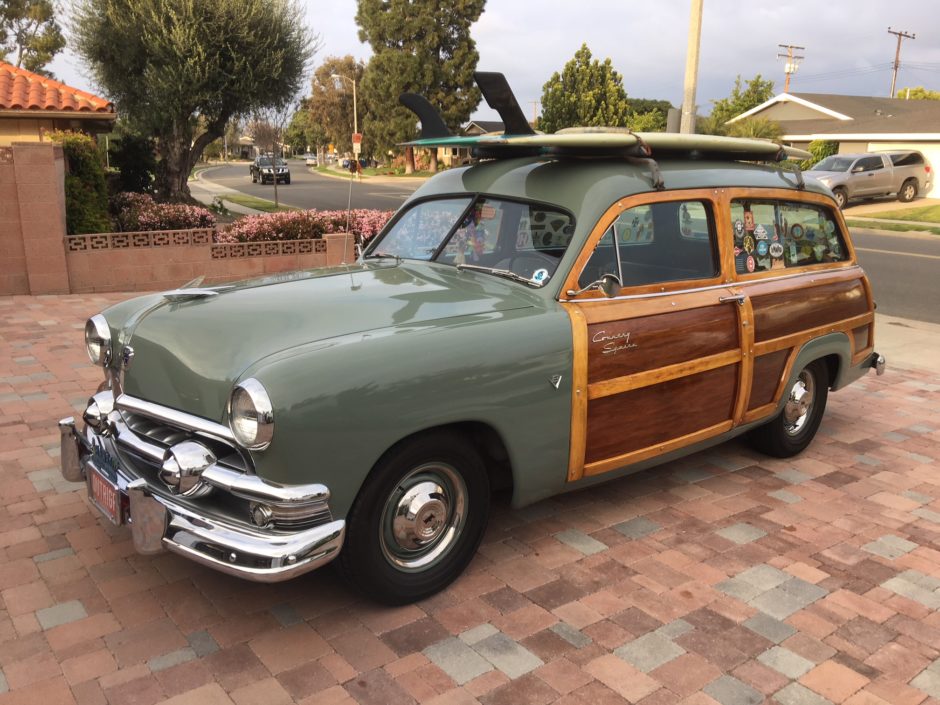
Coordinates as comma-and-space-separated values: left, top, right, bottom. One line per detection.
774, 333, 850, 418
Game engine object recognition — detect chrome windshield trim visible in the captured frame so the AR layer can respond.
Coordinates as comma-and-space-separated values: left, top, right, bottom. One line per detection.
116, 394, 235, 443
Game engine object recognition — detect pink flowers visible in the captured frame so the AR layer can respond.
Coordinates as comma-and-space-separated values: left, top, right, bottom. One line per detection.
112, 192, 216, 232
216, 209, 394, 244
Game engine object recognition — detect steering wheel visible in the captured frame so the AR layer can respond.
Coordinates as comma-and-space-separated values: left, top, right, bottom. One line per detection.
493, 252, 558, 281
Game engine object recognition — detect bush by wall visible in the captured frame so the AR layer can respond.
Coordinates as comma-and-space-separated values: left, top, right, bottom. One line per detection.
799, 140, 839, 170
216, 209, 393, 244
50, 130, 111, 234
111, 192, 216, 231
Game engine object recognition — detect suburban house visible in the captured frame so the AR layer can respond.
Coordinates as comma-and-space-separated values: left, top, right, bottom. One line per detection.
727, 92, 940, 169
0, 61, 116, 145
438, 119, 506, 167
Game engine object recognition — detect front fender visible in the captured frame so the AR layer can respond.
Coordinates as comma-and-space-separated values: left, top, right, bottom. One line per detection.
242, 306, 574, 519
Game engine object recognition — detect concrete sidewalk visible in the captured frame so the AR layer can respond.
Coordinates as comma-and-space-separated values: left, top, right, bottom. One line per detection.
0, 296, 938, 705
189, 171, 264, 215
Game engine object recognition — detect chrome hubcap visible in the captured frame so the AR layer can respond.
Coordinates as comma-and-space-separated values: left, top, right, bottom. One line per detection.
783, 369, 816, 435
380, 463, 467, 571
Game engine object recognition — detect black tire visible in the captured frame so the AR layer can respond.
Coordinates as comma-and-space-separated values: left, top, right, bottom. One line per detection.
250, 172, 256, 183
338, 431, 490, 605
833, 188, 848, 210
285, 176, 291, 185
898, 179, 918, 203
748, 359, 829, 458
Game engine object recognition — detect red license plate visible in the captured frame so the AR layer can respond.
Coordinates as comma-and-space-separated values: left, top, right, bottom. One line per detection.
88, 467, 123, 525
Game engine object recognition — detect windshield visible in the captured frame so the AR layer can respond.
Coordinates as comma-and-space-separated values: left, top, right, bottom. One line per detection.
258, 157, 286, 167
811, 156, 853, 172
365, 196, 576, 287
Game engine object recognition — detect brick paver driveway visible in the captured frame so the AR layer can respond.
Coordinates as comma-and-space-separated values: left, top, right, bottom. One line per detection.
2, 293, 939, 705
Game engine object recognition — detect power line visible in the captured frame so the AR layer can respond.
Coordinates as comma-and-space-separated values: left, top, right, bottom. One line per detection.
796, 64, 893, 84
777, 44, 805, 92
887, 27, 915, 98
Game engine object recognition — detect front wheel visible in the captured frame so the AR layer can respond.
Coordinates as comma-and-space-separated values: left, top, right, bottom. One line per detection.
898, 179, 918, 203
338, 431, 490, 605
748, 359, 829, 458
833, 187, 848, 209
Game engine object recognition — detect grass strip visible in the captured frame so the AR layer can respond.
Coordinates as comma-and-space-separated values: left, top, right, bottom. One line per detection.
846, 219, 940, 236
222, 193, 298, 213
855, 204, 940, 223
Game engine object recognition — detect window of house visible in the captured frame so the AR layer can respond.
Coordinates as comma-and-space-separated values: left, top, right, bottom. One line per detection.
578, 200, 718, 288
730, 200, 847, 275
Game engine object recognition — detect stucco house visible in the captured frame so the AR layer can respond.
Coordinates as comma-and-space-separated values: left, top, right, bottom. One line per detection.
0, 61, 116, 145
728, 92, 940, 169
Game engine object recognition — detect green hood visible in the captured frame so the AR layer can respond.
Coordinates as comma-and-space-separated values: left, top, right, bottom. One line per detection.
118, 261, 540, 421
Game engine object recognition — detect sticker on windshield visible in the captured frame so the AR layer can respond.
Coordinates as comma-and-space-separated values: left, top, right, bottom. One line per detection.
531, 268, 550, 285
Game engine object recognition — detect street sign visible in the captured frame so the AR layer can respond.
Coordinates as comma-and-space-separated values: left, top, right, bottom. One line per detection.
353, 143, 362, 154
352, 132, 362, 144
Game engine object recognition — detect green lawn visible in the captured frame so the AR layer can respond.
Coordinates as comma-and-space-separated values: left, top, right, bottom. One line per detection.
856, 204, 940, 223
222, 194, 297, 213
845, 219, 940, 236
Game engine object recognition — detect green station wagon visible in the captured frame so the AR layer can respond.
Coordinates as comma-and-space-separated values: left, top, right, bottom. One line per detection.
60, 75, 885, 603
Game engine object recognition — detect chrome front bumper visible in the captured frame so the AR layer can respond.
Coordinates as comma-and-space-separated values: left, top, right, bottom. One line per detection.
59, 417, 345, 582
870, 351, 886, 376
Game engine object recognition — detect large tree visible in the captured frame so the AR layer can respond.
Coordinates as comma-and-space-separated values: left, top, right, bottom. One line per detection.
0, 0, 65, 75
308, 55, 366, 158
539, 44, 631, 133
73, 0, 315, 201
699, 74, 775, 135
356, 0, 484, 173
284, 100, 328, 157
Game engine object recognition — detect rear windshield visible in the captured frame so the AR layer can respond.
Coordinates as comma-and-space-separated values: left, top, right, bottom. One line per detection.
811, 156, 853, 172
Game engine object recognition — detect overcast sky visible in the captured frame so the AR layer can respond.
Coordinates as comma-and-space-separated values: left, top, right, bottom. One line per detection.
51, 0, 940, 121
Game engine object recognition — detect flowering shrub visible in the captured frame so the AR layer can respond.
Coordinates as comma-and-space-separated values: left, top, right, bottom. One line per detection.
216, 209, 394, 244
111, 192, 216, 232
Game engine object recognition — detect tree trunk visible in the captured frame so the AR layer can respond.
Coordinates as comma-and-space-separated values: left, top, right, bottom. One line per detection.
404, 145, 415, 174
428, 148, 438, 173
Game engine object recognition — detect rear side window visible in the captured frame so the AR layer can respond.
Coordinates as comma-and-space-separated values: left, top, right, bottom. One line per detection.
578, 200, 718, 288
890, 152, 924, 166
730, 200, 848, 275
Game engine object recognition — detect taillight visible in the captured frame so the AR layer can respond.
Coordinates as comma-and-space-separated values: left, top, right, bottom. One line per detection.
926, 165, 932, 174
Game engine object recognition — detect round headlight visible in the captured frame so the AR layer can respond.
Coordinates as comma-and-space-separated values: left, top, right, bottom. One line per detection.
85, 314, 111, 366
229, 378, 274, 450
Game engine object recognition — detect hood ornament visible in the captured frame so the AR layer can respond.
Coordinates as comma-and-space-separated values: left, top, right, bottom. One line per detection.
550, 374, 562, 389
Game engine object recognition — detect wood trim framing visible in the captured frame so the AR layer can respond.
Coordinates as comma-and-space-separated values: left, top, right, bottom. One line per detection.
563, 303, 589, 482
731, 291, 756, 424
588, 348, 742, 400
584, 420, 734, 477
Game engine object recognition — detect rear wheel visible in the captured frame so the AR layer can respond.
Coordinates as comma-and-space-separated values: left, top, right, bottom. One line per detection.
898, 179, 918, 203
833, 187, 848, 209
748, 359, 829, 458
338, 431, 490, 605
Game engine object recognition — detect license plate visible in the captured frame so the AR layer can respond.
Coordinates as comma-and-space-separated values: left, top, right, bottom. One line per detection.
88, 466, 123, 525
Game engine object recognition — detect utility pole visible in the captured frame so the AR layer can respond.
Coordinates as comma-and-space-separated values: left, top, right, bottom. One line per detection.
530, 101, 539, 128
777, 44, 805, 93
888, 27, 915, 98
680, 0, 704, 134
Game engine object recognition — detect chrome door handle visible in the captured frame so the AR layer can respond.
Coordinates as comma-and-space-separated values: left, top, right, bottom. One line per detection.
719, 294, 746, 305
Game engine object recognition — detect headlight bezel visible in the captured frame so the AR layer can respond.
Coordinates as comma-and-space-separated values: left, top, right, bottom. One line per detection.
85, 314, 112, 367
228, 378, 274, 450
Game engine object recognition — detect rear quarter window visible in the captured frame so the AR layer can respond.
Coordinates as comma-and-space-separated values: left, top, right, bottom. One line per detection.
890, 152, 924, 167
730, 200, 848, 275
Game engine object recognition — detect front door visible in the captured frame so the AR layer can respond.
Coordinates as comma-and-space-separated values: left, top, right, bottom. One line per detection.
562, 193, 750, 481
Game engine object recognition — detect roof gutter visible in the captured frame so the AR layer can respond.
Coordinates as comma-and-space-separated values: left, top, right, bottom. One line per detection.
0, 109, 117, 120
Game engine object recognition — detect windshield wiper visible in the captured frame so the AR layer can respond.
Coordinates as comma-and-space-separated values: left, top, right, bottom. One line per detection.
455, 263, 542, 287
363, 251, 402, 261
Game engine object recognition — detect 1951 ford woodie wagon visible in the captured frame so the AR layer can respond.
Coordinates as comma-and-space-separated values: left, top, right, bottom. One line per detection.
59, 78, 885, 604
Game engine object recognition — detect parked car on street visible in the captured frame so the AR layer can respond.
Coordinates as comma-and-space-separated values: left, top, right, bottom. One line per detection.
302, 153, 317, 166
808, 150, 932, 208
60, 74, 885, 604
249, 155, 290, 185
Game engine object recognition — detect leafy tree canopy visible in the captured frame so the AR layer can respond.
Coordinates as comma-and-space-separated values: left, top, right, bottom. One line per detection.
539, 44, 631, 133
356, 0, 484, 171
699, 74, 775, 135
627, 98, 673, 132
725, 117, 782, 140
73, 0, 315, 200
898, 86, 940, 100
0, 0, 65, 75
308, 55, 365, 155
284, 100, 328, 154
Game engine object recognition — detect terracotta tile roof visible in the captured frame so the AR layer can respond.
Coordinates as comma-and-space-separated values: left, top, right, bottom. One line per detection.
0, 61, 114, 114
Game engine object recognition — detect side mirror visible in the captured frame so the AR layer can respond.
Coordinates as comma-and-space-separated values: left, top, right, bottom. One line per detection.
599, 273, 622, 298
851, 166, 864, 173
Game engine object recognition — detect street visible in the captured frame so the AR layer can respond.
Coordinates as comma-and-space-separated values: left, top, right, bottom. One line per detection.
201, 160, 421, 211
851, 227, 940, 324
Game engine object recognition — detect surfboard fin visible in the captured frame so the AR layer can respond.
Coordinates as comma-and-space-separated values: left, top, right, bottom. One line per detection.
474, 72, 535, 136
399, 94, 451, 140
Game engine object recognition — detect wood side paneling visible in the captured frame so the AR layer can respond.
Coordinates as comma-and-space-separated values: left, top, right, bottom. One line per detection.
587, 305, 738, 381
748, 349, 790, 410
585, 364, 738, 464
751, 278, 868, 343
